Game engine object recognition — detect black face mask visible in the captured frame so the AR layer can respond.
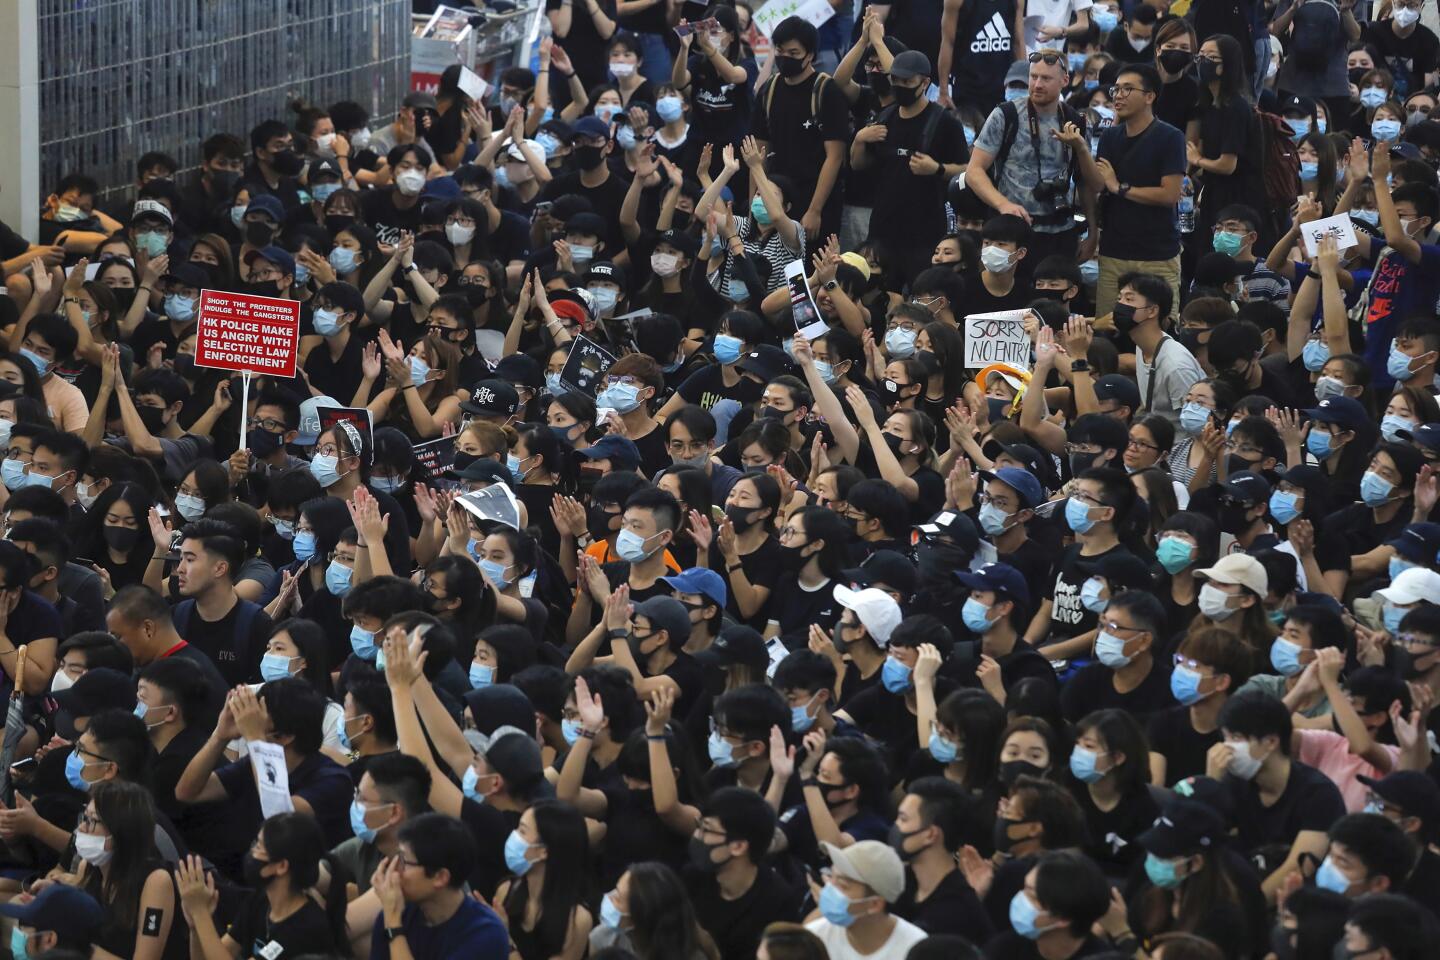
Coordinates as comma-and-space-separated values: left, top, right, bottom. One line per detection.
867, 69, 892, 97
452, 450, 478, 472
776, 54, 808, 79
270, 150, 305, 177
888, 824, 928, 861
209, 170, 240, 196
248, 428, 283, 458
463, 286, 490, 309
173, 354, 196, 380
992, 815, 1037, 855
1111, 301, 1140, 335
688, 836, 729, 873
1217, 501, 1253, 535
1224, 454, 1259, 477
103, 524, 141, 553
137, 405, 167, 434
242, 854, 271, 888
883, 432, 909, 457
109, 287, 140, 313
724, 504, 759, 532
587, 504, 619, 541
892, 83, 923, 107
575, 145, 606, 171
249, 281, 283, 298
915, 540, 969, 589
1349, 67, 1370, 87
987, 397, 1010, 422
1176, 327, 1206, 355
1158, 49, 1192, 75
245, 221, 276, 247
1069, 451, 1100, 478
325, 214, 355, 236
999, 759, 1047, 787
776, 540, 810, 569
1197, 58, 1220, 84
671, 210, 693, 231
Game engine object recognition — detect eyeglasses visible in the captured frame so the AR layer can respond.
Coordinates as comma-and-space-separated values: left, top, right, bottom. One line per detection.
1028, 51, 1065, 66
1127, 437, 1160, 453
1108, 84, 1148, 98
248, 417, 288, 432
1063, 443, 1102, 457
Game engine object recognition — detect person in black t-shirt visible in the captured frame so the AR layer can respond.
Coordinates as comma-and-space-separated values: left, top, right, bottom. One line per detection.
1061, 591, 1175, 724
687, 786, 803, 959
174, 520, 273, 687
176, 811, 348, 959
892, 777, 995, 942
981, 850, 1113, 959
358, 145, 432, 248
752, 18, 851, 240
1147, 627, 1250, 786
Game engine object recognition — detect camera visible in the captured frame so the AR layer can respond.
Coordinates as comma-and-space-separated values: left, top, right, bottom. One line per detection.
1033, 177, 1072, 211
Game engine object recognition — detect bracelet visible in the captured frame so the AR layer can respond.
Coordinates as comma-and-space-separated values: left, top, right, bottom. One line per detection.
646, 734, 667, 741
577, 727, 596, 739
139, 285, 154, 292
607, 627, 630, 639
401, 383, 417, 390
727, 563, 742, 572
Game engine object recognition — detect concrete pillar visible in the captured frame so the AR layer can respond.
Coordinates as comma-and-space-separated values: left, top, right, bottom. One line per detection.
0, 0, 39, 241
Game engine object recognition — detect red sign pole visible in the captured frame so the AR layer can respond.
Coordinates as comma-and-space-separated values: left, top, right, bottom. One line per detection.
193, 289, 302, 455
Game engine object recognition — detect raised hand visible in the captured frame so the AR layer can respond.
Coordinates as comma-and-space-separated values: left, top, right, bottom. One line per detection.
688, 508, 714, 551
645, 686, 675, 736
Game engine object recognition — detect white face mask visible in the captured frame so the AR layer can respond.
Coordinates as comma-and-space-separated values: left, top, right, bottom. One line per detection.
395, 169, 426, 196
76, 482, 97, 511
1198, 582, 1238, 621
1226, 739, 1264, 780
446, 222, 476, 245
51, 669, 76, 692
74, 830, 113, 866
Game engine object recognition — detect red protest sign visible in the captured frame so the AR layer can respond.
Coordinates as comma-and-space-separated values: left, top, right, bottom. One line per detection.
194, 289, 301, 378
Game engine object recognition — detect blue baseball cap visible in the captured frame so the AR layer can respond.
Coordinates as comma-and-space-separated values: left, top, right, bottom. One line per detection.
0, 883, 104, 936
573, 115, 610, 140
576, 435, 641, 472
978, 466, 1043, 509
953, 561, 1031, 608
661, 567, 728, 607
1304, 397, 1369, 432
243, 245, 296, 280
1397, 422, 1440, 452
244, 194, 285, 222
1387, 522, 1440, 564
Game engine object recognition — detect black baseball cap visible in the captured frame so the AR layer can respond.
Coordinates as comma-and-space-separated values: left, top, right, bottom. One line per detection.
51, 667, 136, 718
694, 626, 768, 673
1138, 797, 1227, 858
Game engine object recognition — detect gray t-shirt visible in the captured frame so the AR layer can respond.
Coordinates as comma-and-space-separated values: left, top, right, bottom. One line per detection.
974, 98, 1075, 234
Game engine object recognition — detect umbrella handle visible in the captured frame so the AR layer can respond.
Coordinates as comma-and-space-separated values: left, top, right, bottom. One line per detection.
13, 644, 26, 698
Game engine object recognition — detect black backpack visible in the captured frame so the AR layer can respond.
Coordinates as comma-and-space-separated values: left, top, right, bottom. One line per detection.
989, 99, 1087, 189
1290, 0, 1340, 71
872, 101, 949, 159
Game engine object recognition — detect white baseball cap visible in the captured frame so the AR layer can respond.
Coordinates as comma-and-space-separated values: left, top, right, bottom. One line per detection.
833, 585, 902, 646
1377, 568, 1440, 607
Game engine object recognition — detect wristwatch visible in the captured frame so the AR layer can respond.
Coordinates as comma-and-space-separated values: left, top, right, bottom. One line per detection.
1116, 183, 1132, 199
1070, 359, 1090, 372
403, 263, 419, 274
385, 927, 406, 942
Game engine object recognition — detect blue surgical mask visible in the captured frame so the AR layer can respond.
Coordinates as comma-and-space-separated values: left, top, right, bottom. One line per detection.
962, 597, 995, 633
600, 893, 625, 929
1065, 496, 1096, 533
1170, 665, 1206, 705
479, 557, 513, 589
1360, 470, 1395, 507
164, 294, 195, 323
791, 694, 818, 733
1178, 402, 1210, 435
1384, 602, 1408, 635
312, 182, 340, 203
544, 371, 564, 394
136, 230, 168, 257
885, 327, 917, 357
1145, 853, 1185, 889
819, 884, 861, 927
928, 729, 961, 764
260, 653, 296, 683
749, 195, 772, 226
65, 750, 92, 792
18, 348, 49, 378
462, 765, 488, 801
350, 799, 380, 843
350, 625, 377, 660
707, 729, 739, 767
370, 474, 404, 493
408, 355, 431, 387
230, 205, 247, 228
978, 501, 1011, 537
1270, 638, 1304, 676
963, 126, 976, 147
1305, 428, 1335, 460
310, 453, 343, 488
313, 308, 343, 337
725, 277, 749, 301
596, 381, 643, 413
1353, 208, 1380, 228
1389, 555, 1416, 582
1067, 52, 1088, 72
813, 359, 837, 384
1302, 338, 1330, 372
1317, 116, 1328, 133
561, 718, 584, 745
536, 132, 561, 158
1009, 890, 1046, 939
616, 126, 638, 150
1381, 414, 1415, 443
294, 261, 310, 287
328, 247, 359, 275
1269, 490, 1301, 525
657, 95, 684, 122
1372, 117, 1402, 140
713, 334, 743, 364
1079, 259, 1100, 284
1069, 746, 1106, 783
1287, 117, 1311, 141
569, 243, 595, 266
1079, 577, 1107, 613
174, 492, 205, 522
881, 656, 913, 693
292, 530, 318, 562
1299, 160, 1319, 181
615, 528, 656, 563
10, 927, 30, 960
1005, 87, 1028, 103
469, 662, 495, 689
1095, 630, 1132, 668
326, 559, 353, 596
1155, 536, 1195, 574
506, 453, 531, 485
1388, 344, 1419, 382
1315, 855, 1351, 894
588, 286, 619, 313
504, 829, 536, 875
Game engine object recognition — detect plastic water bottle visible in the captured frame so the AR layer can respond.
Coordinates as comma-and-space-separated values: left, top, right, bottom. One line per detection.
1178, 176, 1195, 234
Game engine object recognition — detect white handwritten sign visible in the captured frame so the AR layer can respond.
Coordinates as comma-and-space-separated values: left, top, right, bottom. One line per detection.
752, 0, 834, 38
1300, 213, 1359, 256
964, 310, 1031, 371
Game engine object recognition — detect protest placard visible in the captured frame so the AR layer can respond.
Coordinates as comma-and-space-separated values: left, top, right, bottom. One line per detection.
412, 436, 456, 482
1299, 213, 1359, 256
964, 310, 1031, 370
785, 261, 830, 342
753, 0, 833, 37
560, 336, 617, 397
194, 289, 301, 378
